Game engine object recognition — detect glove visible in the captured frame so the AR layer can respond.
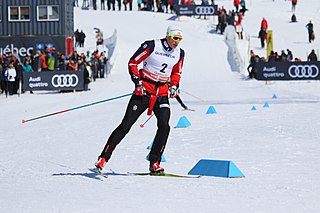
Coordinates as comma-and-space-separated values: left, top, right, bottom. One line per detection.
134, 81, 146, 96
169, 85, 179, 98
131, 74, 140, 85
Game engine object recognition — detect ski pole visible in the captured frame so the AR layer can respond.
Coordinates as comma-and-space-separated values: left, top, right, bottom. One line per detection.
180, 89, 205, 102
22, 92, 133, 124
140, 113, 154, 128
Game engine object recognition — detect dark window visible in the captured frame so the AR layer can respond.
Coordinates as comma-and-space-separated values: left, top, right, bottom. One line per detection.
9, 6, 30, 21
37, 6, 59, 21
9, 7, 19, 20
38, 7, 47, 20
50, 6, 59, 20
20, 7, 30, 20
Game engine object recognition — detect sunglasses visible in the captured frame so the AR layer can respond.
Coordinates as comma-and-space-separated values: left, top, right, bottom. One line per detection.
169, 33, 183, 42
171, 36, 183, 42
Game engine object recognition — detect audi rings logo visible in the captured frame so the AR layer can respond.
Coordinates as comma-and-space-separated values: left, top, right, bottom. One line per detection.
51, 74, 79, 87
195, 6, 215, 15
288, 65, 319, 78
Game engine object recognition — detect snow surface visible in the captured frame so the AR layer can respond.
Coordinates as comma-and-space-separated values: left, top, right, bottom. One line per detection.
1, 0, 320, 212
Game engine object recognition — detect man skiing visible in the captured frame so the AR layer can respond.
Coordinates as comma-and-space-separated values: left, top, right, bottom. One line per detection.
95, 25, 185, 173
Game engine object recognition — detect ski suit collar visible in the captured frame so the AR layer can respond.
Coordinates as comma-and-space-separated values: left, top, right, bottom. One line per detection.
161, 38, 173, 52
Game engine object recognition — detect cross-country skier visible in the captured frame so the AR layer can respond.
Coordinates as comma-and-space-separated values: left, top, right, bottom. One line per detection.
95, 25, 185, 173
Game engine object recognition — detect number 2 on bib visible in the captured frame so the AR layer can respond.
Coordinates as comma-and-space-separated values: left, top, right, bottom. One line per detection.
160, 63, 168, 73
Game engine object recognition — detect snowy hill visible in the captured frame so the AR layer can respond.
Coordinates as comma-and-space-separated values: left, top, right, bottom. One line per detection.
1, 0, 320, 212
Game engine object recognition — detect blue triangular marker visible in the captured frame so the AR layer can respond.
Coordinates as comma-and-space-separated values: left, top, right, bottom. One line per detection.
206, 105, 217, 114
272, 94, 277, 99
188, 159, 244, 178
263, 102, 269, 108
251, 106, 257, 111
228, 161, 245, 178
146, 153, 166, 162
175, 116, 191, 128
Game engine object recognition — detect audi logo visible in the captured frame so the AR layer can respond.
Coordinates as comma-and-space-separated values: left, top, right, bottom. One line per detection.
195, 6, 215, 15
288, 65, 319, 78
51, 74, 79, 87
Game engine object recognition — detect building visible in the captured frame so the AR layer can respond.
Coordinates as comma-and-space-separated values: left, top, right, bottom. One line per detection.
0, 0, 74, 58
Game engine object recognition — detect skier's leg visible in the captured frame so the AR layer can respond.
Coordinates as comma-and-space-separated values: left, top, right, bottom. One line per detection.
100, 95, 149, 161
149, 96, 170, 164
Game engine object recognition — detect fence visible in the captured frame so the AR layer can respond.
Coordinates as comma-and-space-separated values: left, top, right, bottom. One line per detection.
23, 71, 84, 91
255, 61, 320, 81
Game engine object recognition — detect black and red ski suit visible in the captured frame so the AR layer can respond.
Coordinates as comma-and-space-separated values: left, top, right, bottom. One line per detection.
99, 38, 185, 165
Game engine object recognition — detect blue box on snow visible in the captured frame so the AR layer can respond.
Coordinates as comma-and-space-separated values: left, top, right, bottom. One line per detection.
188, 159, 245, 178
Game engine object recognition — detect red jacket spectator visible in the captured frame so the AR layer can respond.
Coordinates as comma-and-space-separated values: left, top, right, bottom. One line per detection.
292, 0, 297, 11
219, 6, 227, 14
40, 54, 48, 70
67, 60, 77, 71
234, 0, 240, 12
261, 18, 268, 30
236, 12, 243, 26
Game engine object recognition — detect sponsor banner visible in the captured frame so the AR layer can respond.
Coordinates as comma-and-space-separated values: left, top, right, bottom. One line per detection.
23, 71, 84, 91
175, 5, 218, 16
0, 35, 66, 59
256, 61, 320, 81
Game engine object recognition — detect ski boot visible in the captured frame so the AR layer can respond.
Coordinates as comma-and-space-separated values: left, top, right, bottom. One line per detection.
149, 162, 164, 173
95, 156, 107, 171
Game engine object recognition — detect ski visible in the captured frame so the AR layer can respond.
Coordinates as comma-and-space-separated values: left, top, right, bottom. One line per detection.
128, 172, 201, 178
88, 168, 200, 179
89, 168, 108, 179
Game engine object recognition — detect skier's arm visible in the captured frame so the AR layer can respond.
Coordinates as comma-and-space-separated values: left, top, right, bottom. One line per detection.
169, 49, 185, 87
128, 40, 154, 85
169, 49, 185, 98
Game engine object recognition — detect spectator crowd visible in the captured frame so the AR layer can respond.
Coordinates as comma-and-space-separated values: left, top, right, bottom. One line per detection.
0, 48, 109, 96
247, 49, 318, 79
216, 0, 247, 38
75, 0, 178, 13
